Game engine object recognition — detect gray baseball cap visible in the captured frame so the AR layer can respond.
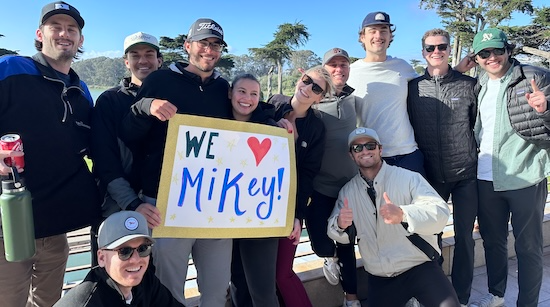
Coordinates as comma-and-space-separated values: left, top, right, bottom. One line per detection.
98, 211, 154, 249
323, 48, 350, 65
348, 127, 381, 147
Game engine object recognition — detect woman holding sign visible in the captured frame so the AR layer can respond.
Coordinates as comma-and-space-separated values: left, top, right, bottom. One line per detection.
268, 66, 334, 307
229, 74, 292, 307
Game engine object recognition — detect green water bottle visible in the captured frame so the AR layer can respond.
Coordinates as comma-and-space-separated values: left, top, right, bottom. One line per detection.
0, 168, 35, 262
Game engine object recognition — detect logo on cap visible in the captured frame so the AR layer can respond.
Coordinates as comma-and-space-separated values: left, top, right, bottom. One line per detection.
375, 13, 386, 21
332, 48, 343, 54
196, 22, 224, 36
482, 33, 493, 42
54, 3, 69, 10
125, 217, 139, 231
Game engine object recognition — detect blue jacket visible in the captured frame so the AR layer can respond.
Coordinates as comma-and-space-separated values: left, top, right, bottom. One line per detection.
0, 53, 100, 238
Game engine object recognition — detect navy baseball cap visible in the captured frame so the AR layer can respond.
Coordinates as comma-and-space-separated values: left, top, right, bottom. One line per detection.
362, 11, 393, 28
40, 1, 84, 29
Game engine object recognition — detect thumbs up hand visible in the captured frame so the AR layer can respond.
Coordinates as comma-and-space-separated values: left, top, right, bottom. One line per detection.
380, 192, 404, 224
337, 198, 353, 229
526, 79, 547, 113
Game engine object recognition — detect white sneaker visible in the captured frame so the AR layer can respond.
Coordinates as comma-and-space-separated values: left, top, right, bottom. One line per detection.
323, 257, 340, 286
343, 298, 361, 307
470, 294, 504, 307
405, 297, 420, 307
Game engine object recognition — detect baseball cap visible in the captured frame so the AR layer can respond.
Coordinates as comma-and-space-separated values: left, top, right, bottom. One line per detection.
40, 1, 84, 29
348, 127, 381, 147
124, 32, 160, 54
323, 48, 350, 65
98, 211, 154, 249
361, 11, 393, 28
187, 18, 226, 46
473, 28, 508, 54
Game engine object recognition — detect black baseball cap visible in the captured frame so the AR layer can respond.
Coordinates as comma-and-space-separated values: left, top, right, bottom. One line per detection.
187, 18, 226, 46
40, 1, 84, 29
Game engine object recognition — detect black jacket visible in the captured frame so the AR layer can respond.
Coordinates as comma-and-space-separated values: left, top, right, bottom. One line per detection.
0, 53, 100, 238
120, 62, 232, 198
53, 267, 184, 307
267, 94, 325, 220
504, 59, 550, 148
91, 78, 142, 215
407, 67, 478, 183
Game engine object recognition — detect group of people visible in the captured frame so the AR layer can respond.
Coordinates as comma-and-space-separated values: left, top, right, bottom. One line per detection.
0, 1, 549, 307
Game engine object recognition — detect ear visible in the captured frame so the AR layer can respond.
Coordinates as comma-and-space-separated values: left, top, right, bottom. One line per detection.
36, 28, 44, 42
184, 41, 192, 53
157, 57, 163, 68
228, 88, 232, 100
124, 58, 130, 69
78, 34, 84, 48
97, 250, 106, 267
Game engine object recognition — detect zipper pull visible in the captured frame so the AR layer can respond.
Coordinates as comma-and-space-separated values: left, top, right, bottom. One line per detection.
199, 85, 203, 92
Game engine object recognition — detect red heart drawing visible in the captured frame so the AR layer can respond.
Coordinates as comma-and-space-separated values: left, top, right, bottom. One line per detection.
247, 137, 272, 166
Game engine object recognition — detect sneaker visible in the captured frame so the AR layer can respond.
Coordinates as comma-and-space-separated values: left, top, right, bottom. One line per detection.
405, 297, 421, 307
323, 257, 340, 286
470, 294, 504, 307
343, 298, 361, 307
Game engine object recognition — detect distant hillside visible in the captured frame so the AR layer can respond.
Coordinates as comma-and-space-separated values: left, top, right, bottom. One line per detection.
72, 56, 127, 88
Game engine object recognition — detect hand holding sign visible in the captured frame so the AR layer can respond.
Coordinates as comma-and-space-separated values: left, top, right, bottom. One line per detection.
526, 79, 548, 113
337, 197, 353, 229
380, 192, 404, 224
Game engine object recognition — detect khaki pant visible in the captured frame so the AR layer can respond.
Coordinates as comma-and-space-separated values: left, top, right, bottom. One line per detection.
0, 234, 69, 307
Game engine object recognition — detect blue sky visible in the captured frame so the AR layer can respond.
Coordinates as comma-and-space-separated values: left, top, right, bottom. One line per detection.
0, 0, 544, 63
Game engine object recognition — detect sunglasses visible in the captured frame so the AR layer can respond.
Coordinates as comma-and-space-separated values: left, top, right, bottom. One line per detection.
301, 74, 324, 95
103, 244, 153, 261
476, 48, 506, 59
351, 142, 379, 153
424, 44, 448, 52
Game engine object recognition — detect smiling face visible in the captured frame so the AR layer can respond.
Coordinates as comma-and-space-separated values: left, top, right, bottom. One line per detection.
422, 35, 450, 70
125, 45, 162, 85
293, 71, 326, 107
230, 78, 261, 121
36, 14, 83, 63
324, 56, 350, 91
349, 136, 383, 170
184, 37, 222, 78
476, 48, 512, 79
360, 24, 392, 57
97, 237, 149, 298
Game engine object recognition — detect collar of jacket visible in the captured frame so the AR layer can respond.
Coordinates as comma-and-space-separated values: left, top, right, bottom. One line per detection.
170, 61, 221, 84
96, 267, 143, 303
422, 64, 455, 82
31, 52, 83, 88
120, 77, 140, 97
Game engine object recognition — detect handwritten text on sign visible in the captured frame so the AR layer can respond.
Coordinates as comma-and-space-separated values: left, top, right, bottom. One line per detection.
154, 115, 296, 239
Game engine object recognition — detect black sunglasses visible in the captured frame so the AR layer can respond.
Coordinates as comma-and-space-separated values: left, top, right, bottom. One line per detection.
301, 74, 324, 95
103, 244, 153, 261
476, 48, 506, 59
351, 142, 379, 153
424, 43, 448, 52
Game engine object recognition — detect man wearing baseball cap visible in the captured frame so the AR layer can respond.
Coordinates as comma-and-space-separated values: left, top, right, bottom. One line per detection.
327, 127, 460, 306
120, 18, 232, 306
347, 11, 427, 180
469, 28, 550, 307
0, 2, 101, 306
92, 31, 162, 227
54, 211, 184, 306
304, 47, 360, 306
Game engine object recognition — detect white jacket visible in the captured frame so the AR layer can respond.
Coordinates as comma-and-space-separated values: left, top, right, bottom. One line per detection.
327, 162, 449, 277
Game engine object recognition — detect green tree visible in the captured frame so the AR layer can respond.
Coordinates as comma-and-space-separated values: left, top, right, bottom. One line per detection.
250, 22, 310, 94
0, 34, 18, 56
419, 0, 534, 66
410, 59, 424, 74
